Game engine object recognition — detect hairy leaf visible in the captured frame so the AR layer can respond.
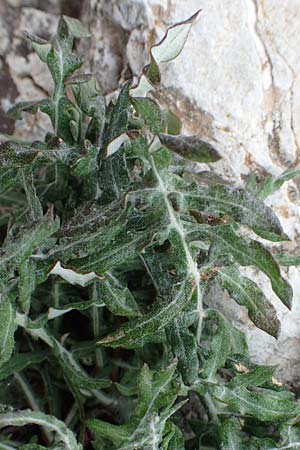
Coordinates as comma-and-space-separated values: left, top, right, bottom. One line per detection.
0, 167, 18, 193
0, 410, 82, 450
97, 278, 141, 318
0, 351, 48, 381
166, 317, 199, 385
209, 225, 292, 308
87, 361, 182, 449
276, 253, 300, 267
103, 82, 131, 148
159, 134, 221, 163
220, 418, 245, 450
70, 75, 105, 143
132, 97, 166, 135
218, 267, 280, 338
0, 10, 297, 450
202, 310, 232, 381
23, 31, 51, 62
0, 293, 16, 367
257, 168, 300, 200
51, 338, 111, 390
213, 384, 298, 421
98, 278, 195, 347
0, 209, 59, 280
186, 185, 287, 241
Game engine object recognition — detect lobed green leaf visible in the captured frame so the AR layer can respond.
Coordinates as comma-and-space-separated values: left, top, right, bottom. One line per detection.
159, 134, 221, 163
218, 267, 280, 338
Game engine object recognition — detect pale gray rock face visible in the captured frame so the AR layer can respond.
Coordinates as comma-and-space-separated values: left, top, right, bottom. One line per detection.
4, 7, 58, 140
79, 0, 151, 94
0, 0, 80, 139
82, 0, 300, 386
1, 0, 299, 384
149, 0, 300, 387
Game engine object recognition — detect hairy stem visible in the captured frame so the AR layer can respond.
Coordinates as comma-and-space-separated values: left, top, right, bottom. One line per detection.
149, 153, 203, 340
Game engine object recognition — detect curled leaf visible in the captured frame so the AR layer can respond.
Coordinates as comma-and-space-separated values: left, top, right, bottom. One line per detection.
219, 267, 280, 338
151, 10, 201, 64
159, 134, 221, 162
98, 278, 195, 347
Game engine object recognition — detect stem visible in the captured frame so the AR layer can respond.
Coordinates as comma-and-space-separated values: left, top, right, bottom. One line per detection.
41, 368, 61, 419
91, 389, 118, 407
0, 444, 17, 450
203, 393, 220, 425
198, 446, 216, 450
149, 154, 203, 341
53, 282, 61, 333
78, 422, 86, 447
14, 373, 40, 412
20, 169, 42, 221
65, 403, 78, 427
14, 373, 53, 443
91, 282, 103, 369
195, 282, 203, 343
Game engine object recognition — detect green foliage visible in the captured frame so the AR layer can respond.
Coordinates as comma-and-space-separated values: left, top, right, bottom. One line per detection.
87, 361, 185, 449
0, 10, 298, 450
0, 410, 81, 450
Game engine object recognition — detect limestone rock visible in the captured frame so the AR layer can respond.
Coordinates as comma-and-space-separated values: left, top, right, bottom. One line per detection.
0, 0, 81, 139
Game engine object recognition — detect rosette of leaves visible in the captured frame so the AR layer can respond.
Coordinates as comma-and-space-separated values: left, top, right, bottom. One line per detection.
0, 10, 300, 450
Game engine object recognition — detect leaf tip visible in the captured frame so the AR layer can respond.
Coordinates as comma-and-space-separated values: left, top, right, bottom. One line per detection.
188, 9, 202, 24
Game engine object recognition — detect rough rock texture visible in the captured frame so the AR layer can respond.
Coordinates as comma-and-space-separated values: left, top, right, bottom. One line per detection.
0, 0, 81, 139
1, 0, 300, 386
81, 0, 300, 387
